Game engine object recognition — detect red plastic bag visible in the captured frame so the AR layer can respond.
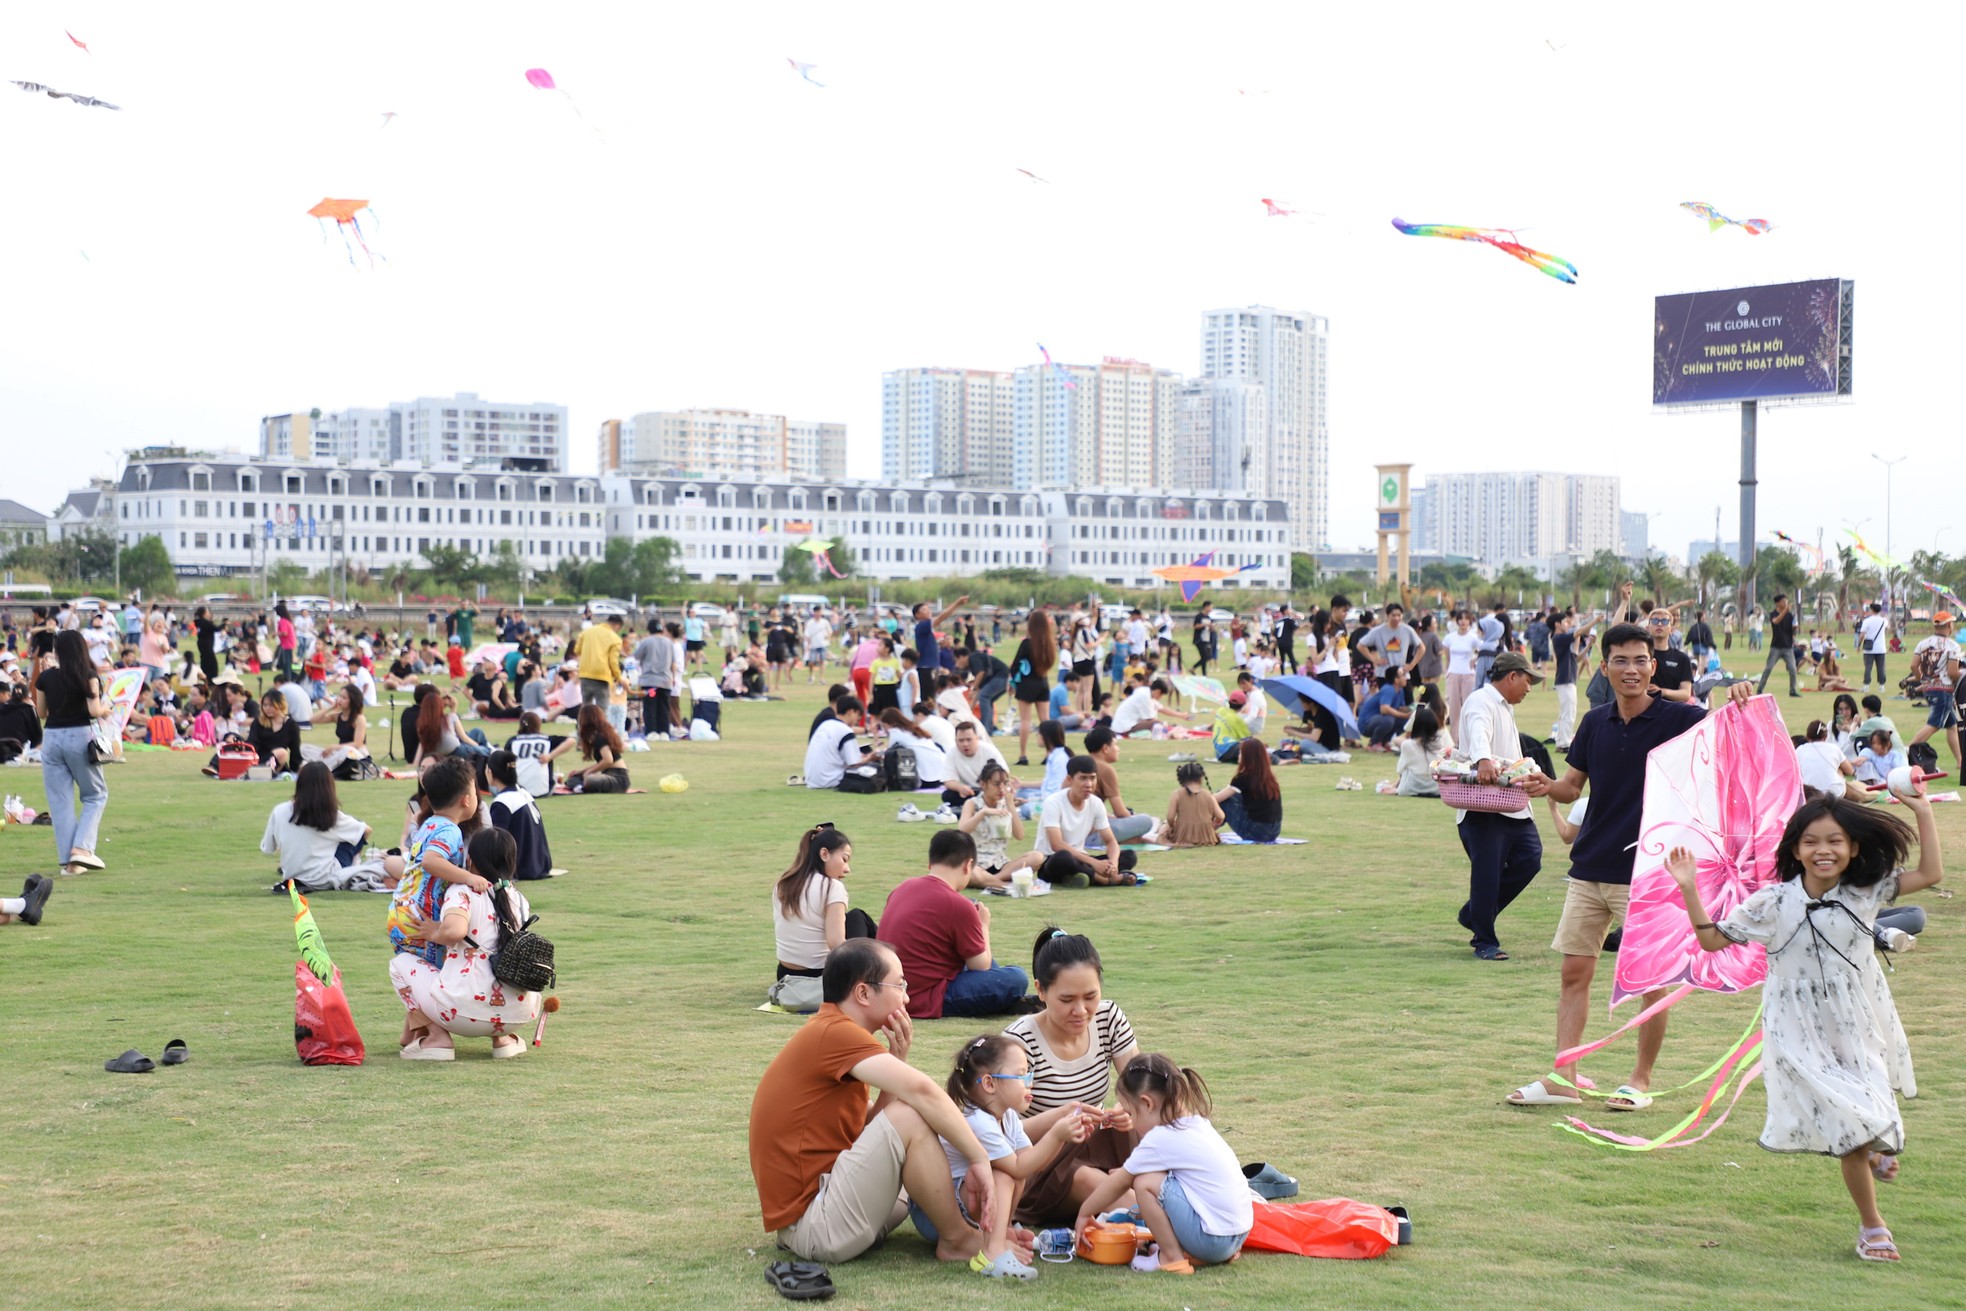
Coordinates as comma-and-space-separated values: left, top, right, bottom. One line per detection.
294, 961, 365, 1066
1244, 1198, 1399, 1259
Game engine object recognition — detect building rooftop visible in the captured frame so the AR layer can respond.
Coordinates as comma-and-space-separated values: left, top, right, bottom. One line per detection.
0, 498, 47, 523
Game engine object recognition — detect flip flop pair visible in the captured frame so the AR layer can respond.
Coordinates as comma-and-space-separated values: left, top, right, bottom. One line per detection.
1243, 1161, 1299, 1200
104, 1039, 187, 1073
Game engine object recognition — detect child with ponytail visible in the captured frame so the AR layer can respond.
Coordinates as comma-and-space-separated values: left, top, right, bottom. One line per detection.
1074, 1052, 1252, 1274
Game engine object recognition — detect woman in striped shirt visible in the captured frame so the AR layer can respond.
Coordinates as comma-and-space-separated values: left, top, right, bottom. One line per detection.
1002, 926, 1141, 1225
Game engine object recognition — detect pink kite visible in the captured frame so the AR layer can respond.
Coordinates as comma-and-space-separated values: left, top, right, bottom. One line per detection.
1261, 197, 1296, 217
67, 31, 90, 54
1037, 343, 1078, 390
1612, 694, 1800, 1004
524, 68, 557, 90
1554, 695, 1800, 1151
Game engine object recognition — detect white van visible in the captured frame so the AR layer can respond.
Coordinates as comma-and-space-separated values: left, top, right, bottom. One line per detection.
777, 593, 832, 612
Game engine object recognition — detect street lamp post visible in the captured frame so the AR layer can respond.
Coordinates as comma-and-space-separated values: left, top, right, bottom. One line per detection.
1873, 453, 1906, 562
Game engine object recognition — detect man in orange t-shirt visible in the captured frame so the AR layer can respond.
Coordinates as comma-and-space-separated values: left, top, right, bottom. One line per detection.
748, 940, 1000, 1266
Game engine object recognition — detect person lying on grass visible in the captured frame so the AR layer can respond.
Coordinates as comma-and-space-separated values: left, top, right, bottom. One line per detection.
748, 939, 1004, 1269
909, 1035, 1092, 1280
391, 827, 543, 1061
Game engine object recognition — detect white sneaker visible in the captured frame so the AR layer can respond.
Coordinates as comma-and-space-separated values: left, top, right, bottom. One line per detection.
931, 805, 960, 824
896, 804, 926, 822
1879, 928, 1916, 953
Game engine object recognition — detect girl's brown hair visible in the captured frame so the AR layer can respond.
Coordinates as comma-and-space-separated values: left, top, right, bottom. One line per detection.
946, 1034, 1022, 1110
1118, 1051, 1213, 1122
1235, 737, 1279, 800
775, 824, 852, 919
576, 703, 625, 761
1024, 610, 1057, 679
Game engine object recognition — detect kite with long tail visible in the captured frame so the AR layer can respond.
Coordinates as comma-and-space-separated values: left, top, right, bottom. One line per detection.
1153, 551, 1261, 603
1037, 343, 1078, 389
1391, 218, 1577, 283
1552, 696, 1799, 1151
1680, 201, 1771, 235
1771, 530, 1826, 578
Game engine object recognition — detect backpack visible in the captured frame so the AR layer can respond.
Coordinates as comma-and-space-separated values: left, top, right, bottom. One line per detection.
883, 747, 919, 792
487, 882, 556, 993
1908, 741, 1940, 774
837, 764, 885, 794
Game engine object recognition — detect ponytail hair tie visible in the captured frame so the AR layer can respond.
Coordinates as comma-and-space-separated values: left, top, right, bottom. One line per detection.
1050, 928, 1067, 940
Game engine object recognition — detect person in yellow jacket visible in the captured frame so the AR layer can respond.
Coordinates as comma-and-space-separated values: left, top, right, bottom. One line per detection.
576, 614, 626, 708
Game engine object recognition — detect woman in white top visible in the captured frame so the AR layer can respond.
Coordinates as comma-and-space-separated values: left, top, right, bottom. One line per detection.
771, 824, 855, 974
1796, 718, 1867, 802
260, 762, 405, 892
1396, 705, 1453, 797
1441, 610, 1483, 731
878, 708, 948, 786
914, 699, 960, 757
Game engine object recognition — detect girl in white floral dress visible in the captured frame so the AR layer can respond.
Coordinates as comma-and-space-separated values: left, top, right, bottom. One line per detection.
1668, 789, 1942, 1265
392, 828, 544, 1060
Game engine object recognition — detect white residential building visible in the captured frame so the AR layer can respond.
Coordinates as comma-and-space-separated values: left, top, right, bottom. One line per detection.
881, 368, 1017, 484
1173, 378, 1269, 496
603, 475, 1290, 588
260, 394, 568, 469
114, 456, 605, 581
1200, 305, 1330, 552
604, 408, 846, 481
1416, 471, 1623, 570
1010, 357, 1181, 491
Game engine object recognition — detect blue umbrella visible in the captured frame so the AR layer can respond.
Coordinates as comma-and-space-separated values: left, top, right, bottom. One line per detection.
1261, 676, 1360, 742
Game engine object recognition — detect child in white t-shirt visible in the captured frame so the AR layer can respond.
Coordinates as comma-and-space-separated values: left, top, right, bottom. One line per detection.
1075, 1052, 1253, 1274
915, 1036, 1090, 1280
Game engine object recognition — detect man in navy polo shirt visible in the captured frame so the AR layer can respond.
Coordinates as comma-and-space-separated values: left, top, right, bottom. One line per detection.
912, 595, 969, 678
1507, 623, 1753, 1110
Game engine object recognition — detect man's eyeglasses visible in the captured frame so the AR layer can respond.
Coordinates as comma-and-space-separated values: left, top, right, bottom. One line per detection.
871, 979, 908, 992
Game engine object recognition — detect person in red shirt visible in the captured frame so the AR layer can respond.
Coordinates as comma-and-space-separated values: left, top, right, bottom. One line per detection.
446, 638, 466, 681
877, 830, 1030, 1019
748, 939, 1004, 1267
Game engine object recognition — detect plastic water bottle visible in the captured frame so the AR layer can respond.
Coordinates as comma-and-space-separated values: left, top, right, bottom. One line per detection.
1035, 1228, 1075, 1261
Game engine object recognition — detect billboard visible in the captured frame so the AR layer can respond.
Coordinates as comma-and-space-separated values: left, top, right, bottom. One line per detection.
1653, 279, 1852, 405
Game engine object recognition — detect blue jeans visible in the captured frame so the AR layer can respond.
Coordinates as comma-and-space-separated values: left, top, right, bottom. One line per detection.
1456, 812, 1542, 951
1220, 791, 1280, 844
976, 675, 1008, 731
42, 725, 108, 865
940, 963, 1030, 1017
1157, 1175, 1247, 1264
1088, 813, 1155, 848
1362, 714, 1401, 747
1925, 688, 1958, 730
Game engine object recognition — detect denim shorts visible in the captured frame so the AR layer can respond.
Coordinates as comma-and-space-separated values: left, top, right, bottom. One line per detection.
1927, 689, 1958, 730
1157, 1175, 1247, 1265
907, 1188, 975, 1244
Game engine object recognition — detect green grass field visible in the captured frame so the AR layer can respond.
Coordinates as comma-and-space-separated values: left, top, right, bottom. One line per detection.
4, 661, 1961, 1310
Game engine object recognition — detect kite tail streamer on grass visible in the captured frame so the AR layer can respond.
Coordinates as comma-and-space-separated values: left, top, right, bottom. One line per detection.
1559, 1031, 1765, 1151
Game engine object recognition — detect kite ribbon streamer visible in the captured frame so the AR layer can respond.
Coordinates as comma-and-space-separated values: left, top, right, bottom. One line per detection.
1551, 982, 1695, 1072
1550, 998, 1763, 1101
289, 881, 337, 984
1558, 1028, 1765, 1151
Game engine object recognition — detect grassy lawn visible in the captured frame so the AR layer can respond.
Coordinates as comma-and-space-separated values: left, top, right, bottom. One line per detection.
4, 659, 1961, 1310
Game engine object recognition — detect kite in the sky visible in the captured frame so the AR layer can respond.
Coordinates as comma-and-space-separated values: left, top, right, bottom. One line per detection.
289, 882, 338, 984
1554, 696, 1798, 1150
1015, 168, 1049, 183
1915, 577, 1965, 614
380, 111, 397, 128
524, 67, 595, 130
1680, 201, 1771, 235
1391, 218, 1577, 283
1771, 530, 1827, 578
66, 31, 90, 53
1152, 551, 1261, 603
1845, 528, 1900, 575
308, 198, 380, 267
1037, 343, 1078, 390
8, 80, 119, 110
1261, 198, 1297, 217
795, 537, 846, 578
787, 59, 824, 86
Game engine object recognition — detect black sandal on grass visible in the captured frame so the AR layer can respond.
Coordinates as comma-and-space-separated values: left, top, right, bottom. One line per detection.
104, 1049, 155, 1074
764, 1261, 835, 1301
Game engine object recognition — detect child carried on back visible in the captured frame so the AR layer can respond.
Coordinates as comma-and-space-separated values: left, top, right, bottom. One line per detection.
385, 757, 490, 1042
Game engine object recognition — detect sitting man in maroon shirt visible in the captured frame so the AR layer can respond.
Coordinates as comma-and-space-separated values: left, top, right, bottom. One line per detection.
876, 830, 1031, 1019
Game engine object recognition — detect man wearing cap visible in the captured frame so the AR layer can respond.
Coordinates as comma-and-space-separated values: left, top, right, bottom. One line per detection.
1507, 623, 1755, 1109
1908, 612, 1961, 769
1451, 651, 1548, 961
575, 613, 625, 709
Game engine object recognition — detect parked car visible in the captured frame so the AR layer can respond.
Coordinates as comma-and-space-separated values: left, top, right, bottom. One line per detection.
584, 597, 632, 618
778, 593, 832, 612
1206, 607, 1236, 623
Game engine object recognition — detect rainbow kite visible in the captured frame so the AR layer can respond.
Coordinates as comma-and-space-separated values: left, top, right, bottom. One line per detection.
1679, 201, 1771, 235
795, 536, 847, 578
1391, 218, 1576, 283
1152, 551, 1259, 603
1915, 577, 1965, 614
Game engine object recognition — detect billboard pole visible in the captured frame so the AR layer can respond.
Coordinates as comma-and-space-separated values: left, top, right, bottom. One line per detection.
1739, 400, 1757, 617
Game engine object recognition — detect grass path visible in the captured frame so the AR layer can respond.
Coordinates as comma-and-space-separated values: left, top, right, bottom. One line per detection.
3, 669, 1960, 1309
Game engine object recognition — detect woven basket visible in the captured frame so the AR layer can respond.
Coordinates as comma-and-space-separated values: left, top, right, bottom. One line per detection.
1435, 777, 1530, 814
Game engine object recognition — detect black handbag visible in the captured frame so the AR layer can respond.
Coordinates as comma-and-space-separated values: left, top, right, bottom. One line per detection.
488, 882, 556, 992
